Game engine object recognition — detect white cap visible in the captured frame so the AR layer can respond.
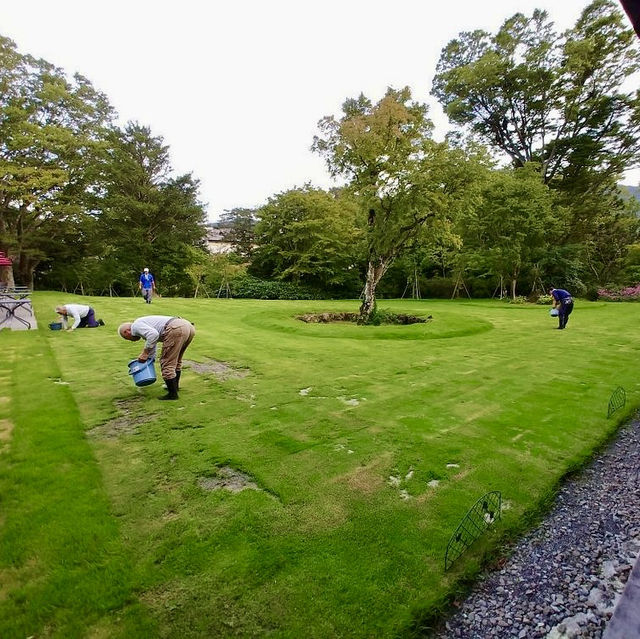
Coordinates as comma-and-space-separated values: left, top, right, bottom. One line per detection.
143, 267, 149, 272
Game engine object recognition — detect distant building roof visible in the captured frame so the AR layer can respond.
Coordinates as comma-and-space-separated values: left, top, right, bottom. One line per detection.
205, 225, 233, 254
207, 227, 231, 242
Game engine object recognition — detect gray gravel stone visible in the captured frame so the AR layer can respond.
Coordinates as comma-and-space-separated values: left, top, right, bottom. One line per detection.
434, 417, 640, 639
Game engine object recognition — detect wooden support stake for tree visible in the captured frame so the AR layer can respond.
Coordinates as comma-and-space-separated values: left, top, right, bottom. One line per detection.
451, 273, 471, 299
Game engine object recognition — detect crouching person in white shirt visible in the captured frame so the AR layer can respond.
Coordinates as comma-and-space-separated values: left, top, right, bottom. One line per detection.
56, 304, 105, 331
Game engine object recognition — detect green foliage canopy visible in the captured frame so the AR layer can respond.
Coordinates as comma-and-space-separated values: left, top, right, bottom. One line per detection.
251, 185, 362, 292
432, 0, 640, 194
459, 165, 564, 298
0, 35, 113, 286
218, 208, 257, 261
97, 123, 207, 295
313, 87, 486, 318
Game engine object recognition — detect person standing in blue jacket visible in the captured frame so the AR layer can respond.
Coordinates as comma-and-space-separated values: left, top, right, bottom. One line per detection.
139, 267, 156, 304
550, 287, 574, 330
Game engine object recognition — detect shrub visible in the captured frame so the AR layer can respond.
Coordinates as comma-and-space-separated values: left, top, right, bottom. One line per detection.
598, 288, 620, 301
422, 277, 454, 298
535, 294, 553, 305
363, 308, 396, 326
620, 284, 640, 300
467, 277, 493, 298
230, 276, 319, 300
598, 283, 640, 301
358, 308, 427, 326
584, 286, 599, 301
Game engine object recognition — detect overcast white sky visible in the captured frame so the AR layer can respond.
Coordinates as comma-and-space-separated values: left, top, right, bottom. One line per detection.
2, 1, 639, 220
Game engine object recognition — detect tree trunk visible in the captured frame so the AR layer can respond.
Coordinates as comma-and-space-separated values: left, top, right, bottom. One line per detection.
0, 265, 15, 288
16, 254, 35, 289
359, 258, 390, 323
511, 278, 517, 300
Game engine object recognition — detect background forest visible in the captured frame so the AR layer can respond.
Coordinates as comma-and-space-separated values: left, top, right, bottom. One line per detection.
1, 0, 639, 305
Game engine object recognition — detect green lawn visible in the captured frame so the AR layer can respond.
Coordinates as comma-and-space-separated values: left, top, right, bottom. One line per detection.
0, 293, 637, 638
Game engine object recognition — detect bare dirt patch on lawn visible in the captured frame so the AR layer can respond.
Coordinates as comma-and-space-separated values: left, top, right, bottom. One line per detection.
198, 466, 260, 493
182, 358, 249, 380
88, 397, 153, 439
332, 455, 392, 495
0, 418, 14, 444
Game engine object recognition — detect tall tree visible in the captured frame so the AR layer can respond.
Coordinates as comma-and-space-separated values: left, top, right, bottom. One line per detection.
0, 35, 113, 286
580, 191, 640, 284
460, 165, 564, 299
98, 122, 207, 293
431, 0, 640, 196
218, 207, 257, 260
313, 87, 480, 321
251, 186, 362, 291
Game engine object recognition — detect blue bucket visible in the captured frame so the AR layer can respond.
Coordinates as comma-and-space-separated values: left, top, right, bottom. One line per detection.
128, 358, 157, 386
49, 322, 63, 330
549, 308, 559, 317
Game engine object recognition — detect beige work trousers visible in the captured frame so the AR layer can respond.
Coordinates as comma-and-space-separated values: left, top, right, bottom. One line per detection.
160, 318, 195, 380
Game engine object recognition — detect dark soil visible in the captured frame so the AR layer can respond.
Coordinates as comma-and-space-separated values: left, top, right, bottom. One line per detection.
198, 466, 259, 493
297, 312, 429, 325
297, 312, 360, 323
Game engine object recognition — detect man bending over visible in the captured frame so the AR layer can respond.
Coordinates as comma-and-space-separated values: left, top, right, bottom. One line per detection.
118, 315, 195, 400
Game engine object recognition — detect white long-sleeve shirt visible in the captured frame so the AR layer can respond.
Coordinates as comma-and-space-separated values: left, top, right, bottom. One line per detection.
130, 315, 174, 357
60, 304, 91, 330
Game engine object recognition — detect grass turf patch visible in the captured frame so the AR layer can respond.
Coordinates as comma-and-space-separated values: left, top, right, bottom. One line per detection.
0, 328, 155, 638
0, 293, 638, 637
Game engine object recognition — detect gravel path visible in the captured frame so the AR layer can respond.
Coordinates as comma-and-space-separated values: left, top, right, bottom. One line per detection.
435, 416, 640, 639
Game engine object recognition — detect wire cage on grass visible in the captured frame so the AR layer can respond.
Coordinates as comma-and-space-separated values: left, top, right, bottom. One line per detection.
444, 491, 502, 571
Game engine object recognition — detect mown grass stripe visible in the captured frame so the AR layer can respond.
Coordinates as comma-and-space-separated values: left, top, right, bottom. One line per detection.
0, 331, 154, 638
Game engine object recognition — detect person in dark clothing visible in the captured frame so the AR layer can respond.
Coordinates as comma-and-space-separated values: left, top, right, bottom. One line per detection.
550, 288, 574, 330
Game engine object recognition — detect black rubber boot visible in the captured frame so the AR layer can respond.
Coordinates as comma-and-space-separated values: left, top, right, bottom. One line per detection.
175, 370, 181, 390
159, 377, 179, 400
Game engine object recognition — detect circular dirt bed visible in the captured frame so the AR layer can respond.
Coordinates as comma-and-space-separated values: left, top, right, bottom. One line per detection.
297, 312, 429, 325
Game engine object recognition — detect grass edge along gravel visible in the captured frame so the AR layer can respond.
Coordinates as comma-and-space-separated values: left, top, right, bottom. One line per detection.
407, 405, 639, 638
0, 330, 156, 638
